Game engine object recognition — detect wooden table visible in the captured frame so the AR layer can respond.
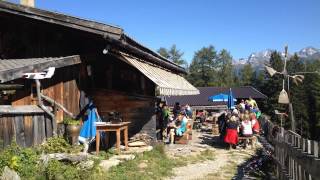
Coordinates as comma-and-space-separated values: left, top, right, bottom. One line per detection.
95, 122, 131, 155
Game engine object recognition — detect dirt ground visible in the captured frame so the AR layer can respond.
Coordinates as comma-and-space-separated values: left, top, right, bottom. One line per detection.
164, 130, 260, 180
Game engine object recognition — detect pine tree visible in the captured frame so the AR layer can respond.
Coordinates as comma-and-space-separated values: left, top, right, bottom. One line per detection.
216, 49, 234, 87
187, 46, 217, 86
239, 63, 254, 86
157, 45, 186, 66
304, 60, 320, 140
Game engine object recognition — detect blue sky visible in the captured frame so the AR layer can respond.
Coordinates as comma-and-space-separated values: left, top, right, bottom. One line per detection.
12, 0, 320, 63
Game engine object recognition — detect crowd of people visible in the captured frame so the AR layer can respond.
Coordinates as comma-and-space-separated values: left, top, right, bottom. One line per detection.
218, 97, 261, 149
156, 102, 192, 143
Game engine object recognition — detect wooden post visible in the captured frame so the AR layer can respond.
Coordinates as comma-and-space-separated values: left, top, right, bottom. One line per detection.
41, 94, 75, 119
307, 140, 311, 154
96, 130, 100, 155
35, 79, 57, 136
302, 138, 306, 152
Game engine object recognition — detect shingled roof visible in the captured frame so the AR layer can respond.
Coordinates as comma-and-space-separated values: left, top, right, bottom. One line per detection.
165, 86, 267, 107
0, 55, 81, 83
0, 1, 186, 74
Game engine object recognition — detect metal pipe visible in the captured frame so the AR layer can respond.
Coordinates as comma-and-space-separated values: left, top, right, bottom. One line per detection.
35, 79, 57, 136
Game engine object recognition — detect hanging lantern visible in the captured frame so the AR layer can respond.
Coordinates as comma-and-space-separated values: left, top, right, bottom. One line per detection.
278, 89, 289, 104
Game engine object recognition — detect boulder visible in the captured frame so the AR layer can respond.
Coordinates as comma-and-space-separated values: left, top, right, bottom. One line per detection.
78, 160, 94, 169
128, 141, 147, 147
1, 166, 20, 180
99, 159, 121, 171
110, 154, 135, 161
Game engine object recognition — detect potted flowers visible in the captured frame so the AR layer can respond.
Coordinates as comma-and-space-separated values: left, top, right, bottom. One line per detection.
63, 117, 81, 145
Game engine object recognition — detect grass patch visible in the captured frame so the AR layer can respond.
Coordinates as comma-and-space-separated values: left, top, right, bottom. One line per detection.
106, 144, 179, 180
106, 145, 215, 180
177, 149, 215, 164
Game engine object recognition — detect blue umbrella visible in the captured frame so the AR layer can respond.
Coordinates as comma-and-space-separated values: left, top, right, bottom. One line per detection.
208, 93, 229, 102
228, 88, 235, 109
79, 102, 98, 139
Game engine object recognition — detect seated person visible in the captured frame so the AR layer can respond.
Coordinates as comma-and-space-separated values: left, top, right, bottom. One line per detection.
169, 111, 188, 144
250, 113, 260, 135
224, 116, 239, 149
241, 114, 253, 137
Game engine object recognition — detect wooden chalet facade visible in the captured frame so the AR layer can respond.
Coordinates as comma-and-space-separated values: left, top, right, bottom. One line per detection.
0, 1, 198, 147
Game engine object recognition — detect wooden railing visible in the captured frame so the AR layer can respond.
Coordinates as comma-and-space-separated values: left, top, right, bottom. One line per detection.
260, 116, 320, 180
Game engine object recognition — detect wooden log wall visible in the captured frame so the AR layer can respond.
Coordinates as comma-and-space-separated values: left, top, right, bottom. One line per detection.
90, 89, 156, 136
260, 116, 320, 180
0, 105, 53, 148
10, 66, 81, 123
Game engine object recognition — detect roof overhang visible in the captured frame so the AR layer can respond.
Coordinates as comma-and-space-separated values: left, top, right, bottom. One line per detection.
115, 52, 199, 96
0, 55, 81, 83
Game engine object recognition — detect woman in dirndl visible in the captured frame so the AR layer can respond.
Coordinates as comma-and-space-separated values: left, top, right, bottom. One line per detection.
224, 115, 239, 149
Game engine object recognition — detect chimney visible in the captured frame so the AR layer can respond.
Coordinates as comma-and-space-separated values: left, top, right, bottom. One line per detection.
20, 0, 35, 7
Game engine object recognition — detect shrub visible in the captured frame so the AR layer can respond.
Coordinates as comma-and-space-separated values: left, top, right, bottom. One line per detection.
39, 136, 82, 154
63, 117, 81, 125
0, 141, 40, 178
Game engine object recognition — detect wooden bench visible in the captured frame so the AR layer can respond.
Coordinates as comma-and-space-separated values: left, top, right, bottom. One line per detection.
238, 136, 257, 148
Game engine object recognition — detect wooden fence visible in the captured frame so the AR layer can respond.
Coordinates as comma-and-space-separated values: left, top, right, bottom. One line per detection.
260, 116, 320, 180
0, 105, 53, 148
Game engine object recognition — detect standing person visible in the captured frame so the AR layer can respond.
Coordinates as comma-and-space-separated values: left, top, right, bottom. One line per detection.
173, 102, 181, 119
247, 97, 258, 109
239, 99, 246, 113
224, 116, 239, 149
185, 104, 192, 118
161, 103, 170, 141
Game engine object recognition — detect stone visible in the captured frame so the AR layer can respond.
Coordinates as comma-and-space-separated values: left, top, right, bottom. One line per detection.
1, 166, 20, 180
138, 162, 148, 169
110, 154, 135, 161
78, 160, 94, 169
99, 159, 121, 171
122, 146, 153, 154
128, 141, 147, 147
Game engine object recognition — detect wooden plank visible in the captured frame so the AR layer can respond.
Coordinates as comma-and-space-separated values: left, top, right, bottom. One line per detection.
24, 115, 33, 147
32, 115, 39, 145
307, 140, 311, 154
45, 115, 53, 138
4, 116, 14, 146
0, 84, 24, 90
302, 138, 306, 152
0, 105, 45, 114
14, 115, 26, 147
0, 117, 5, 148
38, 115, 46, 144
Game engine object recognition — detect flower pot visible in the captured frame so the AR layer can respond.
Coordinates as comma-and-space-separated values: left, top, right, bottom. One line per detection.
65, 124, 81, 145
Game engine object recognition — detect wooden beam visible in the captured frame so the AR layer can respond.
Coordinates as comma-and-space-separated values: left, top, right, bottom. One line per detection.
0, 105, 46, 114
0, 55, 81, 83
0, 84, 24, 90
41, 94, 76, 119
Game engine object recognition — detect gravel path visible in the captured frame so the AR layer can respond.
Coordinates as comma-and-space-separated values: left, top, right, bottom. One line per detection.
165, 130, 257, 180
